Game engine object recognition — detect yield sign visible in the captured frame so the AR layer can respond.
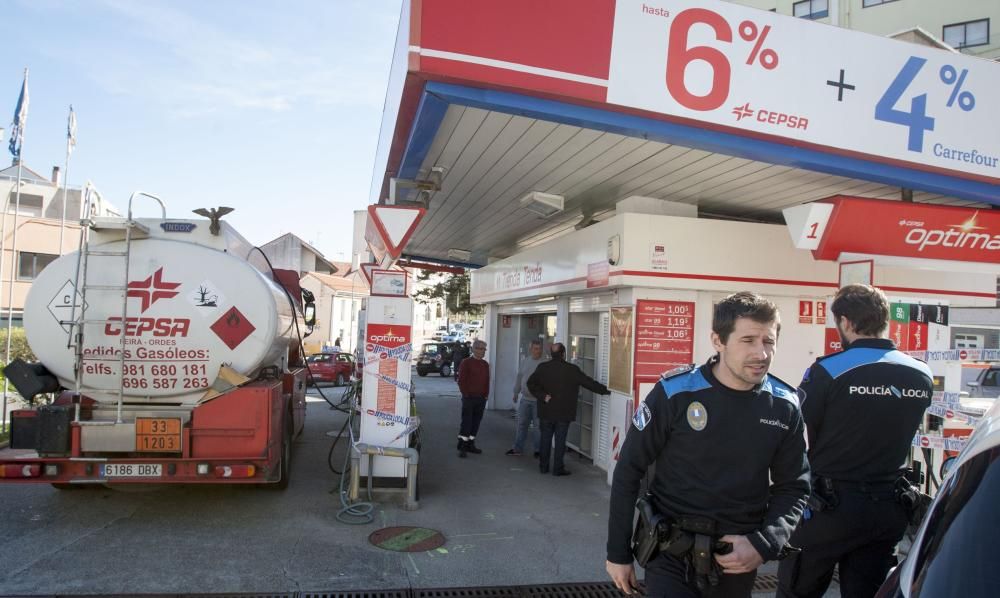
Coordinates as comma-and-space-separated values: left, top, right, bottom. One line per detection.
359, 262, 378, 286
365, 205, 425, 268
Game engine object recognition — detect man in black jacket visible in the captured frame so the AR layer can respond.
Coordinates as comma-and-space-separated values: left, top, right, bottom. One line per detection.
527, 342, 610, 476
606, 292, 810, 597
777, 284, 933, 598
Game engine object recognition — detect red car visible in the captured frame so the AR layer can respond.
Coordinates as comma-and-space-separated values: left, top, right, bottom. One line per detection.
305, 352, 355, 386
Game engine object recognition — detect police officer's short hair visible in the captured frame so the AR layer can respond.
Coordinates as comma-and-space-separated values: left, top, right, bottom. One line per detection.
529, 338, 543, 347
831, 284, 889, 336
713, 292, 780, 343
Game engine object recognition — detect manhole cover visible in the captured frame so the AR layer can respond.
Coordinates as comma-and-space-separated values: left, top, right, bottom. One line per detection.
368, 526, 446, 552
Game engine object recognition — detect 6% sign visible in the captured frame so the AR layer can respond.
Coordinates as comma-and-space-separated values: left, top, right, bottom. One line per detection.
666, 8, 779, 111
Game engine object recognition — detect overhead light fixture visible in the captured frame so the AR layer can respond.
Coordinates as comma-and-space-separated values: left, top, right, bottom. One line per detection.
447, 248, 472, 261
519, 191, 564, 218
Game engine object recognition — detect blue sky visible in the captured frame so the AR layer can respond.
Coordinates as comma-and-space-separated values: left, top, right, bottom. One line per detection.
3, 0, 403, 262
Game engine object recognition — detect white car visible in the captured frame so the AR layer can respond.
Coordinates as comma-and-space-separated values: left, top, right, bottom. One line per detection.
876, 398, 1000, 597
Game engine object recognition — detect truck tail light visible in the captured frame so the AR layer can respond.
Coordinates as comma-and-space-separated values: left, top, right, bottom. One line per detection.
214, 465, 255, 478
1, 464, 41, 478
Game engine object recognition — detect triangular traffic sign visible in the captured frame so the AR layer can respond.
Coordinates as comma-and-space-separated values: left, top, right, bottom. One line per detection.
364, 204, 425, 266
359, 262, 378, 286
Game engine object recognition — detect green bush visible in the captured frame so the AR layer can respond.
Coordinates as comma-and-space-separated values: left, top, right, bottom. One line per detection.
0, 327, 37, 385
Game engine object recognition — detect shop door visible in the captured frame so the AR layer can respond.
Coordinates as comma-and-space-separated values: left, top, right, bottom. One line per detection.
567, 334, 597, 459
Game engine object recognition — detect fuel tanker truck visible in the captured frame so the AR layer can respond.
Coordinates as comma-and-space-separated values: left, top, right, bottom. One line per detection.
1, 201, 315, 488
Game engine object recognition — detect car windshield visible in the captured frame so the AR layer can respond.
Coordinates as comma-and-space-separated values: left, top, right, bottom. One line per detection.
910, 446, 1000, 597
421, 344, 442, 355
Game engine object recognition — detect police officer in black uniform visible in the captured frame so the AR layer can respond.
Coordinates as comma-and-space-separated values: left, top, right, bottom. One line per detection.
606, 292, 810, 597
777, 284, 933, 598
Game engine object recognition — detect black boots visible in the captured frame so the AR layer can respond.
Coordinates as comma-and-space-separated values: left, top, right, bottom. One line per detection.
457, 438, 482, 457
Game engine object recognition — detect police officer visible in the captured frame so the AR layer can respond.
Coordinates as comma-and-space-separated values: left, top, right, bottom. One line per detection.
776, 284, 933, 598
606, 292, 810, 598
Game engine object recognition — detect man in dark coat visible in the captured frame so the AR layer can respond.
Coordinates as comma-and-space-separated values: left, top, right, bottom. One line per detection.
527, 342, 610, 476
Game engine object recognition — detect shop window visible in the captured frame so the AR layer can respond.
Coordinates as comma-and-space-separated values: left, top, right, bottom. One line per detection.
793, 0, 828, 20
943, 19, 990, 49
17, 252, 57, 280
862, 0, 899, 7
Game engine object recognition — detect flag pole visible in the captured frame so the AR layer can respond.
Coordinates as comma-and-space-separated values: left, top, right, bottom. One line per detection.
3, 67, 28, 433
59, 105, 75, 255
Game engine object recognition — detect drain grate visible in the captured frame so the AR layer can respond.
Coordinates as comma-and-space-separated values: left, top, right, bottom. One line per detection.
303, 592, 409, 598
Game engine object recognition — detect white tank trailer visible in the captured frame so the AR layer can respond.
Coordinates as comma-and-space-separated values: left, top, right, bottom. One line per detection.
23, 218, 298, 406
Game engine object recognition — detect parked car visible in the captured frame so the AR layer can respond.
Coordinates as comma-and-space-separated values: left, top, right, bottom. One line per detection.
468, 319, 483, 332
966, 365, 999, 398
416, 342, 457, 377
305, 352, 355, 386
442, 331, 467, 343
431, 325, 450, 341
875, 399, 1000, 598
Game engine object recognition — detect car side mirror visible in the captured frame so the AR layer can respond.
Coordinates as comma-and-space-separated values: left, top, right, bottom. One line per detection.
940, 456, 958, 480
303, 303, 316, 327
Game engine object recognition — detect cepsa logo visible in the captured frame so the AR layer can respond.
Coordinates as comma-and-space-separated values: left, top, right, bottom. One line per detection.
105, 317, 191, 337
900, 211, 1000, 253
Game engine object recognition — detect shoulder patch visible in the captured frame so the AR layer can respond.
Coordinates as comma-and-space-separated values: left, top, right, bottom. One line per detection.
660, 363, 695, 380
762, 374, 799, 406
632, 401, 652, 431
659, 367, 711, 399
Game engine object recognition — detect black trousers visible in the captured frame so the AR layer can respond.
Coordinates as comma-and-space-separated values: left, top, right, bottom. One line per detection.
645, 552, 756, 598
776, 488, 908, 598
458, 396, 486, 439
538, 420, 570, 472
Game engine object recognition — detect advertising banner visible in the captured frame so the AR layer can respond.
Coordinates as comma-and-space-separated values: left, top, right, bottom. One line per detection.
609, 306, 634, 393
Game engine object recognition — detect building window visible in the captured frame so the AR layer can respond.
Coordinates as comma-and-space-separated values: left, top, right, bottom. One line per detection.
862, 0, 899, 7
793, 0, 828, 20
954, 334, 983, 349
6, 193, 43, 216
943, 19, 990, 49
17, 252, 57, 280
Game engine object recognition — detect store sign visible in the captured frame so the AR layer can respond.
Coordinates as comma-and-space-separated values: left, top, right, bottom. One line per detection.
418, 1, 999, 183
605, 0, 999, 181
587, 261, 610, 288
785, 196, 1000, 264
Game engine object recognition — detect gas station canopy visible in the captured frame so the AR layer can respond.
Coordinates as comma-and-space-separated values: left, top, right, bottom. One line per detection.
370, 0, 999, 267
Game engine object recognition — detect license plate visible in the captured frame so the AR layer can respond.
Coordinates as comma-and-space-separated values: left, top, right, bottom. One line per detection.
101, 463, 162, 478
135, 417, 182, 453
420, 359, 431, 364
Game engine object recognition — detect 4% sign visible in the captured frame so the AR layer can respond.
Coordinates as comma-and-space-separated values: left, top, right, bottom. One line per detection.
666, 8, 779, 112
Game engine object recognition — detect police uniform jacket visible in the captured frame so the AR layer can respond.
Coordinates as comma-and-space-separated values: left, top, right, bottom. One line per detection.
527, 357, 610, 422
800, 338, 933, 482
607, 359, 810, 565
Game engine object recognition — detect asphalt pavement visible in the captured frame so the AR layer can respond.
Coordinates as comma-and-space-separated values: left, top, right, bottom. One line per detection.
0, 371, 835, 596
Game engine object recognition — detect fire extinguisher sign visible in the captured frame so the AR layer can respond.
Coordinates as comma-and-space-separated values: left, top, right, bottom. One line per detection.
798, 300, 813, 324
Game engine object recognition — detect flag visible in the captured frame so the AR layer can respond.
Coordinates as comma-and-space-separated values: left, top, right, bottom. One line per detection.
8, 69, 28, 158
67, 105, 77, 156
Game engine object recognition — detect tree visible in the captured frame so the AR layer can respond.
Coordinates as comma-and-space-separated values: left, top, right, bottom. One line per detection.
412, 271, 483, 316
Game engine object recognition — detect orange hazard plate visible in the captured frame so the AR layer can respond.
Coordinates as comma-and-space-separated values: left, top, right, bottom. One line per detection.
135, 418, 182, 452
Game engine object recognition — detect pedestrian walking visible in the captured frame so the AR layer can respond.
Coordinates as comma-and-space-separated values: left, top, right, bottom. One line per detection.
506, 338, 545, 457
456, 339, 489, 458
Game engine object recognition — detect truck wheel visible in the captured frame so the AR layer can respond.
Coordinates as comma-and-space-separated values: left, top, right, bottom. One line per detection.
440, 364, 452, 377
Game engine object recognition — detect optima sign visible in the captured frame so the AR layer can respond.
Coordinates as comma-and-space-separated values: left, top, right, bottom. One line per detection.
788, 196, 1000, 265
